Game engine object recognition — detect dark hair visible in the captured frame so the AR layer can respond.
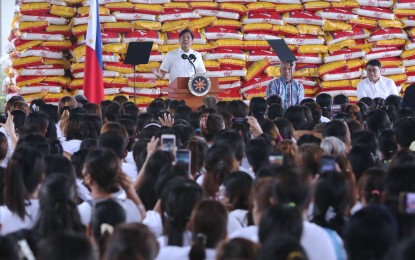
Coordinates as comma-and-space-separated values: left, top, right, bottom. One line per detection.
348, 144, 380, 181
16, 133, 50, 155
323, 120, 347, 143
223, 171, 252, 211
378, 128, 397, 161
366, 59, 382, 68
71, 149, 92, 179
333, 94, 349, 105
185, 137, 208, 178
394, 117, 415, 149
249, 97, 267, 120
98, 131, 127, 159
23, 111, 49, 135
174, 105, 192, 121
37, 231, 95, 260
365, 109, 391, 134
84, 149, 120, 193
3, 147, 45, 219
257, 234, 308, 260
10, 109, 26, 133
351, 130, 378, 155
189, 201, 227, 260
259, 205, 303, 243
312, 171, 349, 237
45, 154, 76, 180
35, 174, 83, 237
161, 178, 204, 246
274, 118, 294, 140
384, 163, 415, 239
344, 206, 396, 260
172, 124, 195, 147
203, 144, 237, 198
139, 150, 174, 210
132, 139, 150, 173
266, 94, 282, 106
272, 166, 310, 210
213, 129, 245, 162
103, 102, 124, 122
179, 29, 195, 39
0, 132, 8, 161
246, 137, 272, 174
105, 223, 159, 260
316, 93, 333, 118
113, 95, 129, 106
91, 199, 126, 258
202, 113, 224, 143
267, 104, 283, 120
402, 83, 415, 110
358, 167, 385, 206
123, 102, 140, 117
297, 134, 322, 147
4, 95, 25, 113
284, 105, 307, 130
228, 100, 249, 118
216, 238, 259, 260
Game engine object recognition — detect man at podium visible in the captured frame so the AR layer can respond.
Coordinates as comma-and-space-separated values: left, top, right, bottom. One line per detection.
153, 29, 206, 83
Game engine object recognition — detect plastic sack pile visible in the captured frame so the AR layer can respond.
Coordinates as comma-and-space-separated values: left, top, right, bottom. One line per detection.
2, 0, 415, 105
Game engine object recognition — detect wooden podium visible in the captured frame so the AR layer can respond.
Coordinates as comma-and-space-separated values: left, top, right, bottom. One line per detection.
164, 77, 220, 109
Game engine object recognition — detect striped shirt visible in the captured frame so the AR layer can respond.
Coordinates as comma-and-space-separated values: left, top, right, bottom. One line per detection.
266, 76, 304, 110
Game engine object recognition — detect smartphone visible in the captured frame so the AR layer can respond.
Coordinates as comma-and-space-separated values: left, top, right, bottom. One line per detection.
175, 149, 191, 175
319, 156, 336, 173
161, 134, 176, 152
332, 105, 341, 117
399, 192, 415, 214
269, 152, 284, 165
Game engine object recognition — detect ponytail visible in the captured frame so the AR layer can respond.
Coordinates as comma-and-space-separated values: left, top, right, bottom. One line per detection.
189, 233, 207, 260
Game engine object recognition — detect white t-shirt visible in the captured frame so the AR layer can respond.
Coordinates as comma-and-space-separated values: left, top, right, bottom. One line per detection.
0, 127, 13, 168
156, 246, 215, 260
157, 231, 193, 248
0, 199, 40, 235
160, 48, 206, 83
60, 139, 82, 155
301, 221, 337, 260
77, 198, 142, 226
121, 162, 137, 180
143, 210, 163, 237
357, 76, 398, 100
228, 225, 259, 242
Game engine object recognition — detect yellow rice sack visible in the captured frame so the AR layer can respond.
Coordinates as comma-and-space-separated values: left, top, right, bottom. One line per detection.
318, 60, 347, 75
44, 59, 70, 70
15, 40, 44, 51
78, 7, 110, 16
265, 66, 280, 77
331, 0, 360, 8
320, 80, 351, 88
162, 20, 189, 32
189, 17, 217, 30
304, 1, 331, 10
297, 45, 328, 54
401, 49, 415, 59
244, 59, 270, 81
350, 79, 362, 88
164, 2, 189, 8
102, 43, 128, 54
378, 19, 405, 28
328, 39, 356, 53
133, 21, 162, 31
136, 62, 160, 73
247, 2, 275, 12
20, 3, 50, 14
347, 59, 365, 69
406, 66, 415, 73
219, 3, 247, 14
297, 25, 324, 36
274, 24, 299, 35
158, 44, 180, 53
275, 4, 303, 12
324, 20, 352, 32
218, 59, 246, 68
46, 25, 71, 34
242, 23, 273, 33
42, 40, 72, 49
16, 76, 46, 87
134, 4, 164, 14
218, 77, 240, 83
212, 19, 242, 28
50, 5, 76, 18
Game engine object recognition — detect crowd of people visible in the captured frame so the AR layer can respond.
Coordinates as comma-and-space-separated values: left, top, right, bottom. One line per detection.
0, 83, 415, 260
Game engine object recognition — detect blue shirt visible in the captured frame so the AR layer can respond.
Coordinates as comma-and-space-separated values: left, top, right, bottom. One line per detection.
266, 76, 304, 110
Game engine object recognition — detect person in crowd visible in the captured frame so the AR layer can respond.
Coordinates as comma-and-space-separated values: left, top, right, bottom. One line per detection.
105, 223, 159, 260
216, 238, 259, 260
0, 147, 44, 235
266, 61, 304, 110
357, 59, 399, 100
153, 29, 206, 83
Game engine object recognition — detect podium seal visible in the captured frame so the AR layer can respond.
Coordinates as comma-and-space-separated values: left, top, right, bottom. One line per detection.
188, 73, 211, 97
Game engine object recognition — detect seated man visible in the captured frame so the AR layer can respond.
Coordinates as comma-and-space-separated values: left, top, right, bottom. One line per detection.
357, 59, 398, 100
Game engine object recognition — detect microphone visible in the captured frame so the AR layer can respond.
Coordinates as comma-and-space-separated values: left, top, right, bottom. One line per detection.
189, 54, 196, 62
181, 53, 196, 75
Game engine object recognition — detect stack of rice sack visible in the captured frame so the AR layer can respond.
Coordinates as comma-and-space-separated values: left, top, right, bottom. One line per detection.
71, 0, 168, 106
4, 0, 75, 103
5, 0, 415, 104
395, 0, 415, 94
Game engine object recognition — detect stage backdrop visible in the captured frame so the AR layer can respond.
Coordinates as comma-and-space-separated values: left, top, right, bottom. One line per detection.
2, 0, 415, 106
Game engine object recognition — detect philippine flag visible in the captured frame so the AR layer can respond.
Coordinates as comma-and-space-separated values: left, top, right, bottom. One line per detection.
83, 0, 104, 104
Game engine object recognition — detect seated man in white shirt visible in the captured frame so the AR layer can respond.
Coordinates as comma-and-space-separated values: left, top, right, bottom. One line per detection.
357, 59, 399, 100
153, 29, 206, 83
